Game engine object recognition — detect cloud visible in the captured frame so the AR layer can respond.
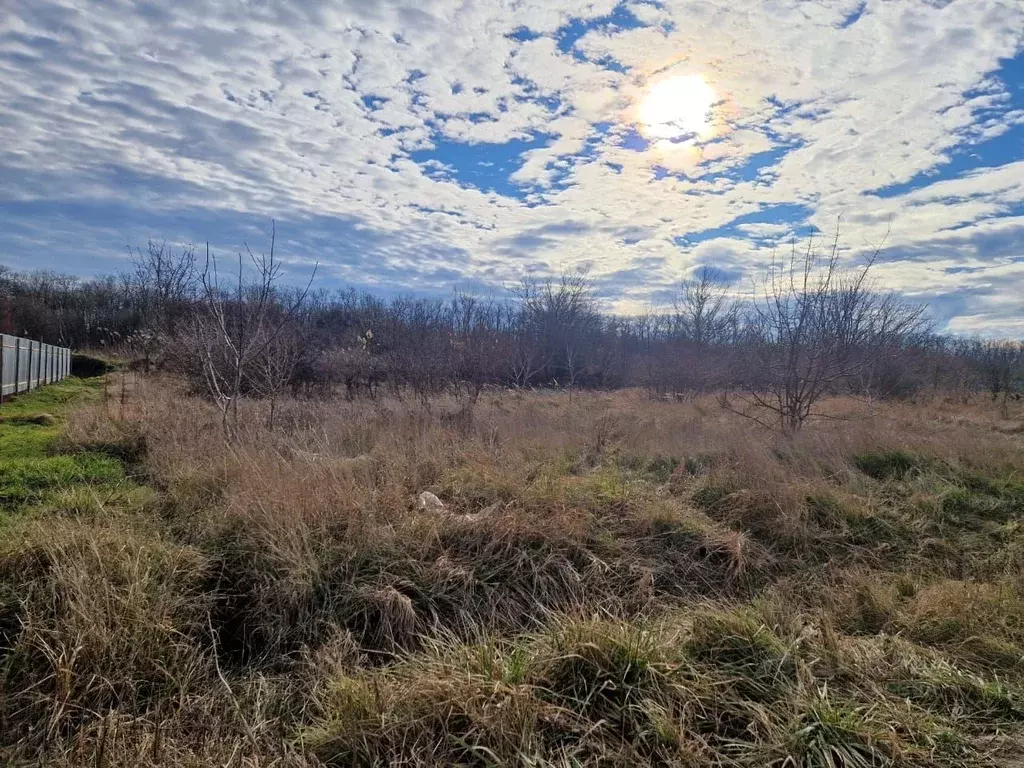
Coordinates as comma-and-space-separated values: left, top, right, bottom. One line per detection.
0, 0, 1022, 330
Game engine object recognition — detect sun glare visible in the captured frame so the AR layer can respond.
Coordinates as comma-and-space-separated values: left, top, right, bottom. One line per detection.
639, 74, 716, 140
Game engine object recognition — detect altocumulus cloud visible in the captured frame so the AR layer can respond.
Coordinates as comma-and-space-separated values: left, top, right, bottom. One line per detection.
0, 0, 1022, 332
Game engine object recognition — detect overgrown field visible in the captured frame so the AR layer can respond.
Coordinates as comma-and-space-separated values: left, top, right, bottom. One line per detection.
2, 376, 1024, 766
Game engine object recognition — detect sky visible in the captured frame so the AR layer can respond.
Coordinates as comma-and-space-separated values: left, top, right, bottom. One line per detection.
1, 0, 1023, 335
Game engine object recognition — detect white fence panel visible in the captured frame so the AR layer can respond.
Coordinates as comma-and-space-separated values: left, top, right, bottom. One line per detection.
0, 336, 16, 398
0, 335, 72, 401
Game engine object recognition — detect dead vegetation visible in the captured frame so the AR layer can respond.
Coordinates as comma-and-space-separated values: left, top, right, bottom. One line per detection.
1, 376, 1024, 766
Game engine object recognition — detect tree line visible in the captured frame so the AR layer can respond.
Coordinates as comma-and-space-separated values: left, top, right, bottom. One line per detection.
2, 232, 1022, 431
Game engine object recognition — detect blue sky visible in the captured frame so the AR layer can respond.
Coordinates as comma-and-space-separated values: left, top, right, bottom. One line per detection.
1, 0, 1023, 334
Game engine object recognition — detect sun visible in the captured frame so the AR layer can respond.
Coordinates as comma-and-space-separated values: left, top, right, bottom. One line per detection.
638, 74, 716, 140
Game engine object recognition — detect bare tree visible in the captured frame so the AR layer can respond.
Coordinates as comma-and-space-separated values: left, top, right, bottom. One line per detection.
674, 266, 739, 346
975, 339, 1024, 417
723, 226, 927, 431
125, 242, 197, 369
506, 281, 551, 388
127, 241, 197, 315
187, 225, 316, 438
510, 269, 599, 390
251, 327, 303, 429
16, 242, 1022, 412
447, 291, 505, 402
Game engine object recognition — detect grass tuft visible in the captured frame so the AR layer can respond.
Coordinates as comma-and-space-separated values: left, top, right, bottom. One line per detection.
854, 450, 921, 481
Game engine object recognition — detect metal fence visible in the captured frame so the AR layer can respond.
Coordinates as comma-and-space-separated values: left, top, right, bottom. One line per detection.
1, 335, 72, 401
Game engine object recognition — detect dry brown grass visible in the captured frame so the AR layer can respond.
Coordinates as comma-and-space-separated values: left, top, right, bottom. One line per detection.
2, 374, 1023, 765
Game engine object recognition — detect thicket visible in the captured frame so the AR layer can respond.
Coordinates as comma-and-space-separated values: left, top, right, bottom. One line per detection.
2, 232, 1022, 431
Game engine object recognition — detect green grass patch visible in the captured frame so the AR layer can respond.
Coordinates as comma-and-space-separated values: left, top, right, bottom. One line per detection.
615, 452, 681, 483
686, 608, 797, 702
0, 376, 101, 421
0, 421, 59, 462
853, 450, 921, 481
692, 483, 735, 509
773, 693, 894, 768
890, 664, 1024, 725
0, 377, 103, 460
0, 453, 124, 506
0, 376, 115, 528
